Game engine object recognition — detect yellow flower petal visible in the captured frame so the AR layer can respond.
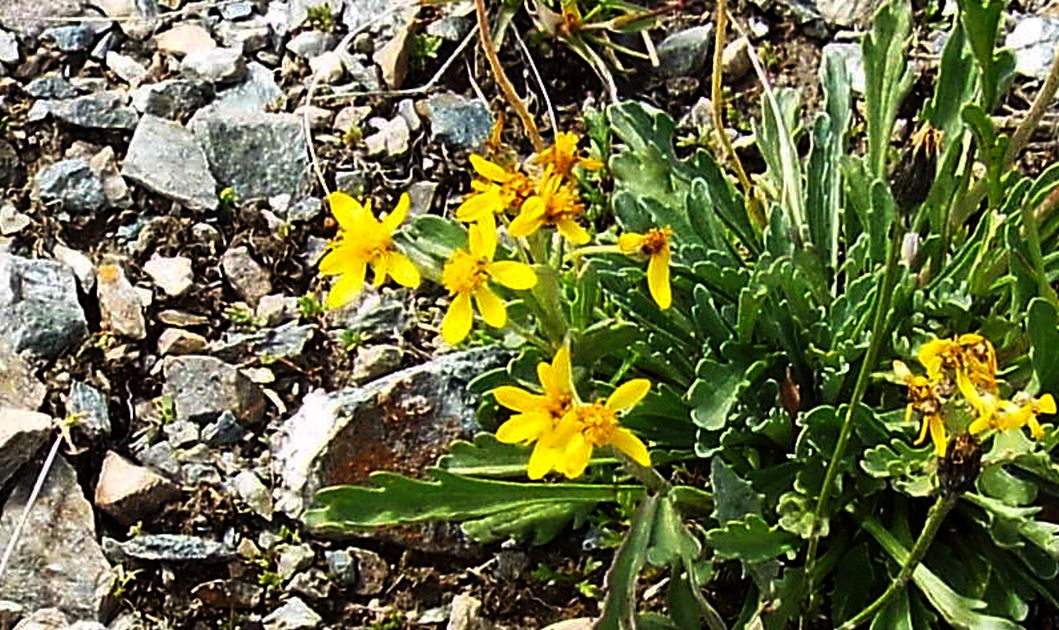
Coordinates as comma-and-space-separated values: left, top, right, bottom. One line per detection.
968, 416, 990, 435
509, 209, 543, 238
606, 379, 651, 412
528, 440, 561, 479
470, 154, 511, 183
556, 218, 590, 245
455, 189, 502, 223
325, 262, 367, 309
488, 261, 537, 290
1040, 393, 1057, 415
468, 223, 497, 261
474, 285, 507, 328
1028, 416, 1045, 439
609, 427, 651, 467
318, 245, 354, 276
915, 414, 931, 445
442, 292, 474, 345
493, 386, 549, 413
326, 192, 365, 230
386, 251, 420, 288
380, 192, 410, 233
618, 232, 645, 253
647, 247, 672, 309
928, 414, 947, 457
371, 253, 388, 287
551, 346, 572, 396
496, 412, 553, 444
562, 432, 593, 479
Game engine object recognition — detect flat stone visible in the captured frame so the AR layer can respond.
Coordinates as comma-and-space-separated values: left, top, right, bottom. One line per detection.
52, 245, 95, 291
0, 457, 111, 621
89, 145, 132, 208
0, 254, 88, 359
0, 344, 46, 410
25, 75, 78, 99
201, 62, 282, 115
275, 543, 313, 579
105, 51, 148, 86
49, 92, 139, 130
448, 593, 485, 630
131, 79, 214, 119
162, 355, 267, 424
0, 202, 30, 235
656, 25, 712, 78
201, 410, 246, 446
364, 116, 409, 157
41, 24, 95, 52
143, 255, 194, 296
220, 1, 254, 19
162, 419, 198, 447
256, 294, 298, 326
420, 93, 494, 150
352, 343, 401, 382
815, 0, 880, 26
11, 608, 68, 630
67, 380, 111, 440
211, 321, 313, 363
221, 246, 271, 306
92, 0, 159, 39
342, 0, 417, 35
95, 451, 181, 525
35, 159, 105, 214
190, 110, 311, 201
96, 263, 146, 340
154, 22, 216, 56
1007, 15, 1059, 80
307, 50, 344, 83
373, 19, 413, 89
263, 597, 322, 630
286, 30, 333, 59
272, 346, 505, 516
103, 534, 235, 562
215, 16, 270, 53
288, 569, 331, 600
0, 29, 18, 65
0, 0, 83, 38
180, 47, 247, 84
0, 408, 51, 487
157, 328, 208, 355
122, 115, 219, 211
232, 470, 272, 519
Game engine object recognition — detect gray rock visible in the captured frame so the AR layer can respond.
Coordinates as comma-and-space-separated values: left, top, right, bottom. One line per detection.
342, 0, 417, 35
325, 548, 356, 585
0, 408, 51, 487
220, 1, 254, 19
131, 79, 214, 119
0, 255, 88, 359
427, 7, 472, 42
343, 54, 381, 90
35, 159, 106, 214
0, 343, 46, 410
0, 29, 17, 65
814, 0, 879, 26
215, 16, 271, 54
105, 51, 148, 86
352, 343, 401, 382
212, 321, 314, 363
276, 543, 313, 579
325, 289, 407, 338
1007, 16, 1059, 80
162, 355, 267, 424
232, 470, 272, 519
91, 29, 121, 61
263, 597, 322, 630
93, 0, 159, 39
154, 22, 217, 56
103, 534, 235, 563
221, 246, 271, 306
94, 450, 181, 525
0, 0, 82, 38
273, 346, 504, 515
41, 24, 95, 52
722, 37, 751, 81
333, 104, 371, 133
0, 457, 111, 621
347, 547, 387, 595
0, 202, 30, 235
135, 440, 182, 478
408, 180, 437, 216
157, 328, 208, 355
656, 25, 712, 78
181, 47, 247, 84
364, 116, 409, 157
163, 419, 199, 447
67, 380, 111, 440
204, 62, 283, 114
12, 608, 68, 630
143, 255, 194, 296
286, 196, 322, 223
191, 579, 261, 609
396, 97, 420, 132
373, 19, 413, 89
256, 294, 298, 326
202, 410, 246, 445
286, 30, 334, 59
307, 50, 344, 83
50, 92, 139, 130
287, 569, 331, 600
294, 104, 332, 130
447, 593, 485, 630
0, 601, 25, 629
89, 145, 132, 208
190, 110, 311, 201
25, 75, 78, 99
122, 115, 219, 211
96, 263, 147, 340
52, 244, 95, 291
421, 93, 494, 150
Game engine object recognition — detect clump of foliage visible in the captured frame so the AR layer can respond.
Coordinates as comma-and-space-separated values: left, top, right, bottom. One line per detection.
305, 1, 1059, 627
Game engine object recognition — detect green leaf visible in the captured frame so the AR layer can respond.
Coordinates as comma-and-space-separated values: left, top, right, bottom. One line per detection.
647, 495, 701, 567
711, 457, 764, 524
958, 0, 1013, 110
869, 588, 914, 630
755, 87, 806, 236
862, 0, 915, 178
462, 501, 593, 544
806, 43, 851, 271
688, 358, 757, 431
705, 514, 796, 563
306, 469, 637, 529
832, 543, 877, 625
1027, 298, 1059, 395
596, 494, 660, 630
437, 434, 534, 477
926, 19, 976, 139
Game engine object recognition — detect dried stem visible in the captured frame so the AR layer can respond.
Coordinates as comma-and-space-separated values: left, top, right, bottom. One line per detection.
710, 0, 753, 197
475, 0, 544, 152
0, 434, 62, 584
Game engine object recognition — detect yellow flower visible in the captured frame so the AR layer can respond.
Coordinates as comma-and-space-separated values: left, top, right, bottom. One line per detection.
915, 411, 948, 458
894, 360, 948, 457
455, 155, 534, 239
968, 389, 1056, 440
917, 333, 997, 390
533, 131, 604, 178
535, 379, 652, 479
618, 227, 673, 309
318, 192, 420, 309
493, 346, 576, 469
917, 337, 962, 382
509, 168, 590, 244
441, 223, 537, 345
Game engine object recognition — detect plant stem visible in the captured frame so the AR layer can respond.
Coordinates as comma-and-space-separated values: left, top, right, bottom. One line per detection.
474, 0, 544, 152
613, 449, 671, 495
710, 0, 753, 200
0, 433, 62, 584
1020, 189, 1059, 306
803, 219, 904, 614
838, 493, 957, 629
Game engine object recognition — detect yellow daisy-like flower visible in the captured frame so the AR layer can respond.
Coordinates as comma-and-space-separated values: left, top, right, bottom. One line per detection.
455, 155, 534, 239
894, 360, 948, 457
917, 333, 997, 391
441, 223, 537, 345
318, 192, 420, 309
618, 227, 673, 310
509, 168, 590, 244
493, 346, 576, 473
536, 379, 652, 479
533, 131, 604, 178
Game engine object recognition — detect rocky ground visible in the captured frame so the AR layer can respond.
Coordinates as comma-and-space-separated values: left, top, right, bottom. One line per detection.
2, 0, 1059, 628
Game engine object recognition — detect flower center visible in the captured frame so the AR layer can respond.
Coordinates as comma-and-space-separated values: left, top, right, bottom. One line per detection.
641, 227, 672, 255
442, 250, 489, 295
572, 402, 618, 446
